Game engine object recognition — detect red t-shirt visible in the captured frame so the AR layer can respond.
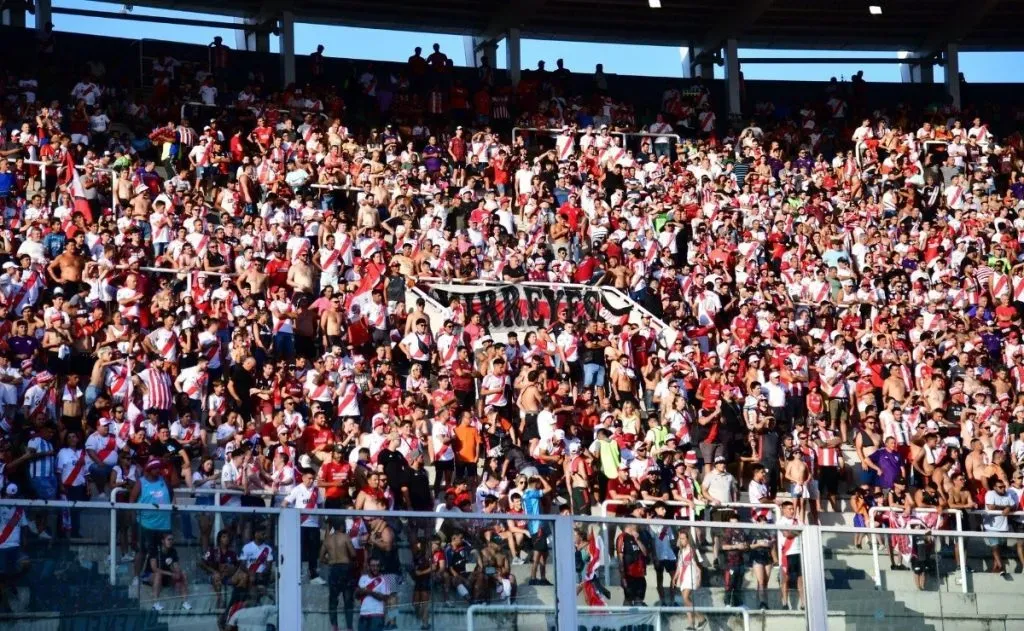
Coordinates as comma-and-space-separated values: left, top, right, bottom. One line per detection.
319, 461, 352, 500
253, 125, 273, 148
696, 379, 722, 410
301, 426, 333, 454
606, 478, 636, 514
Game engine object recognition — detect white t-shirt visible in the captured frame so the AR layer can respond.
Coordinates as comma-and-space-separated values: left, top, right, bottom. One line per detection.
284, 483, 322, 527
220, 460, 244, 506
199, 85, 218, 106
84, 432, 119, 466
0, 506, 29, 549
536, 410, 557, 442
56, 448, 87, 487
777, 515, 802, 555
430, 422, 454, 462
749, 479, 769, 506
240, 541, 273, 574
357, 573, 392, 617
984, 490, 1016, 532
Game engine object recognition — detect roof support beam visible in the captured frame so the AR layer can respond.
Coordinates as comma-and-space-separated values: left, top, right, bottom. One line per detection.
692, 0, 774, 65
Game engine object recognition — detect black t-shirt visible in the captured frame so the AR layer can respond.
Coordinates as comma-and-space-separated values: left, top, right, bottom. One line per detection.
150, 438, 185, 464
502, 263, 526, 281
603, 171, 625, 196
581, 332, 605, 365
149, 545, 179, 573
231, 365, 254, 407
405, 466, 432, 511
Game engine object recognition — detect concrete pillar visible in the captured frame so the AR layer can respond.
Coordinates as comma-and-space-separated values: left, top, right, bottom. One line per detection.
505, 27, 521, 85
898, 51, 934, 84
280, 11, 295, 86
945, 43, 961, 110
463, 36, 497, 69
681, 43, 714, 79
724, 38, 741, 117
35, 0, 51, 30
237, 17, 270, 53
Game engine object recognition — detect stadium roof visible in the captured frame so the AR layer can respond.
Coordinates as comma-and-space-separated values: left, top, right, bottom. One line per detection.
96, 0, 1020, 53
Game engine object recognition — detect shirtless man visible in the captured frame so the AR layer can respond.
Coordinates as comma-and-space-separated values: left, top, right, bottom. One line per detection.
881, 366, 907, 405
113, 169, 134, 209
964, 437, 994, 510
404, 299, 429, 335
515, 373, 543, 448
389, 242, 415, 277
978, 450, 1010, 491
47, 241, 86, 295
319, 518, 357, 631
565, 443, 591, 515
784, 450, 810, 521
610, 355, 636, 405
357, 196, 379, 230
60, 373, 85, 435
236, 259, 269, 297
287, 255, 317, 298
130, 182, 150, 217
598, 256, 629, 289
319, 296, 344, 350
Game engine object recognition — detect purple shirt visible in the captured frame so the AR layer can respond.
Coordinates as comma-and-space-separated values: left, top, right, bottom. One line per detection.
870, 448, 904, 489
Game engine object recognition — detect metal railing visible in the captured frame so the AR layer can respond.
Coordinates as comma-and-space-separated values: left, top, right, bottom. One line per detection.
467, 604, 752, 631
867, 506, 966, 593
23, 159, 115, 192
598, 499, 783, 585
511, 126, 626, 153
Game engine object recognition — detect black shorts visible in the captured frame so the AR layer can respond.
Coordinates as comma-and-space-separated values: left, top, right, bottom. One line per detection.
749, 548, 772, 566
532, 527, 549, 553
785, 554, 802, 585
911, 557, 929, 575
623, 576, 647, 600
655, 560, 675, 575
819, 466, 840, 494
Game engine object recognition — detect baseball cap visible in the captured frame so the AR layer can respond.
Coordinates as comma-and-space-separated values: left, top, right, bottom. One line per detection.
714, 456, 727, 464
3, 483, 17, 497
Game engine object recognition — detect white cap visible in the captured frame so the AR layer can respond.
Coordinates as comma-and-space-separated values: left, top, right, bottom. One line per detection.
4, 483, 16, 496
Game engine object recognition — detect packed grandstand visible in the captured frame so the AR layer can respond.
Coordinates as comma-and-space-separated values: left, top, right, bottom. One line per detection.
1, 16, 1024, 631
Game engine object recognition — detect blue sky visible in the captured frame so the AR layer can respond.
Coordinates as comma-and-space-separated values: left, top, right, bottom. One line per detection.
34, 0, 1024, 83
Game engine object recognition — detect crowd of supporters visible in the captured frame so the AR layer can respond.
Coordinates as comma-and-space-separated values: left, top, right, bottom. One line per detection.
1, 31, 1024, 630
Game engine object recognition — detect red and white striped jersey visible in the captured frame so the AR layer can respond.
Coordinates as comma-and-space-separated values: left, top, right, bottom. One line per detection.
139, 367, 174, 411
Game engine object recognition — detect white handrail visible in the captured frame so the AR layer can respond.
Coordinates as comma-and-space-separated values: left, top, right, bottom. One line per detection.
108, 486, 127, 586
866, 506, 965, 593
23, 158, 114, 191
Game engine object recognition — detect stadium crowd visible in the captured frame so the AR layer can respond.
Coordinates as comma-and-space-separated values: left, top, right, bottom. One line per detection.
1, 34, 1024, 631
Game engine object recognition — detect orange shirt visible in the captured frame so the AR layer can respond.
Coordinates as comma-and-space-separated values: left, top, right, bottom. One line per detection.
453, 424, 480, 464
